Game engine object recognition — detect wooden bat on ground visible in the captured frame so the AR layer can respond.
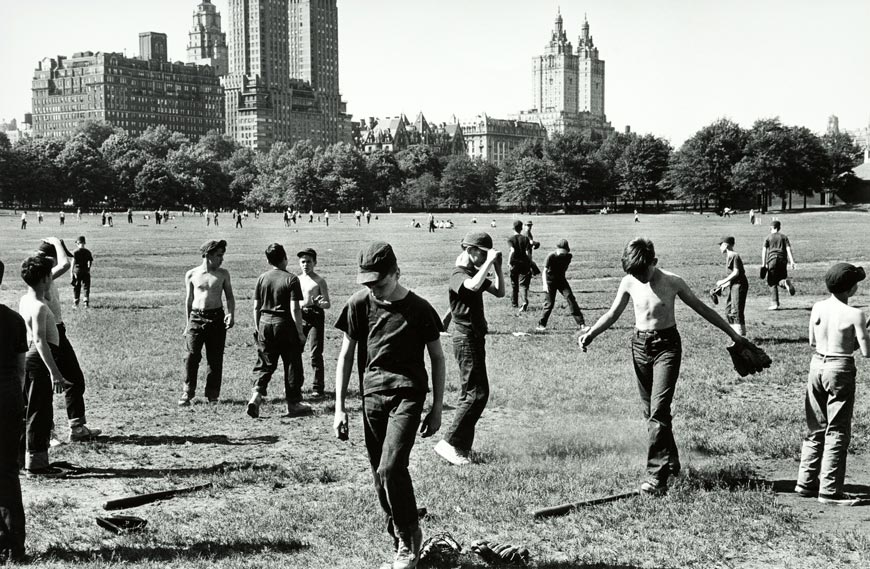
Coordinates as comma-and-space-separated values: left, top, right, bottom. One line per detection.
102, 482, 213, 511
533, 490, 640, 519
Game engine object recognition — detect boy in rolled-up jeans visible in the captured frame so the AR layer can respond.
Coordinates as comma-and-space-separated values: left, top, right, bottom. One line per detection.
580, 238, 751, 495
795, 263, 869, 506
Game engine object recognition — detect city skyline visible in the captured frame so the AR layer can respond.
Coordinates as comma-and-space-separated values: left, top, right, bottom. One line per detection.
1, 0, 868, 146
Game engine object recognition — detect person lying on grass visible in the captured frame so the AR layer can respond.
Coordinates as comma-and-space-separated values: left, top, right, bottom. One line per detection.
579, 237, 753, 496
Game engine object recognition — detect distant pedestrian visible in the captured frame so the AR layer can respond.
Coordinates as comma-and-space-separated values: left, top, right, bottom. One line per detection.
20, 211, 26, 230
365, 208, 372, 224
355, 209, 362, 226
235, 213, 243, 229
634, 209, 640, 223
107, 212, 113, 227
101, 211, 107, 227
761, 220, 797, 310
37, 211, 43, 224
59, 211, 65, 226
206, 209, 211, 226
214, 211, 219, 227
749, 209, 756, 225
154, 209, 160, 225
428, 213, 435, 233
283, 210, 290, 227
77, 208, 82, 221
309, 209, 314, 223
324, 210, 330, 227
127, 208, 133, 224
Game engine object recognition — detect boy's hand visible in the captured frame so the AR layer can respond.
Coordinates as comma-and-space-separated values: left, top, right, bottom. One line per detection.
334, 411, 349, 440
486, 249, 501, 263
224, 313, 235, 329
578, 332, 593, 351
419, 407, 442, 438
50, 373, 67, 394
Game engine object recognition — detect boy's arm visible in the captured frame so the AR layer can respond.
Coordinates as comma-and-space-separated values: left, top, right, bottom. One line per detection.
222, 270, 235, 329
786, 244, 796, 268
463, 250, 501, 293
184, 270, 194, 325
487, 252, 505, 298
14, 353, 25, 394
579, 277, 631, 349
291, 299, 306, 345
716, 266, 740, 288
854, 311, 869, 357
761, 244, 768, 266
420, 339, 445, 437
333, 334, 356, 438
317, 276, 331, 309
808, 305, 817, 348
32, 306, 64, 392
676, 277, 745, 343
47, 238, 71, 278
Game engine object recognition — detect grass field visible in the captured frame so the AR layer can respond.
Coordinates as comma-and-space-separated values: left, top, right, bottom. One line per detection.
2, 208, 870, 568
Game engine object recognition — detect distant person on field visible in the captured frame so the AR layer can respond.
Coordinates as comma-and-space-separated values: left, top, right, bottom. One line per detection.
71, 236, 93, 308
749, 209, 756, 225
355, 209, 362, 226
20, 212, 27, 230
714, 236, 748, 336
214, 211, 219, 227
247, 244, 309, 418
37, 239, 101, 442
579, 237, 752, 496
235, 211, 243, 229
181, 240, 235, 406
435, 231, 504, 466
309, 209, 314, 223
324, 210, 330, 227
59, 211, 65, 226
761, 220, 796, 310
37, 211, 43, 224
365, 208, 372, 224
795, 263, 870, 506
297, 248, 330, 398
18, 254, 66, 476
507, 220, 532, 312
536, 239, 586, 331
634, 209, 640, 223
427, 213, 435, 233
333, 241, 445, 569
0, 259, 27, 560
127, 208, 133, 224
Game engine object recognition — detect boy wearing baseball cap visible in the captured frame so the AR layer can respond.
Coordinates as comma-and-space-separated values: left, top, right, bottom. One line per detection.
795, 263, 869, 506
536, 239, 586, 331
435, 231, 504, 466
761, 220, 797, 310
714, 236, 748, 336
181, 239, 235, 406
297, 248, 331, 397
333, 241, 445, 569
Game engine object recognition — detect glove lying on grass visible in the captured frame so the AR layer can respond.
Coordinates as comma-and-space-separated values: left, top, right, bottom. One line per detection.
727, 341, 772, 377
419, 532, 462, 565
471, 539, 530, 565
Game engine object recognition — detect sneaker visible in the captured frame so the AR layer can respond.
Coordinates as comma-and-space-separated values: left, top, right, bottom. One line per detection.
246, 393, 262, 418
818, 492, 861, 506
640, 479, 667, 496
177, 394, 193, 407
391, 526, 423, 569
519, 303, 528, 313
207, 397, 219, 404
794, 483, 817, 498
49, 429, 64, 448
285, 401, 312, 416
24, 466, 67, 479
310, 390, 326, 399
434, 440, 471, 466
535, 324, 547, 332
69, 425, 101, 442
767, 304, 780, 311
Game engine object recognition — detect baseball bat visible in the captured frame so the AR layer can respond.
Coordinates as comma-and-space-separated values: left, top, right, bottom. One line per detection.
533, 490, 640, 519
103, 482, 213, 511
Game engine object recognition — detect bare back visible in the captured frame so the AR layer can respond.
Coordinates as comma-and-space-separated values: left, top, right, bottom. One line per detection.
186, 265, 230, 311
810, 297, 869, 356
624, 269, 682, 330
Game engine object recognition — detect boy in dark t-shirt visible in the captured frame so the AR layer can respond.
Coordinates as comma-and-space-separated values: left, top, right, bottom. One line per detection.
435, 231, 504, 467
761, 220, 797, 310
715, 236, 749, 336
0, 260, 28, 561
71, 236, 93, 308
507, 220, 532, 311
333, 241, 445, 569
536, 239, 586, 331
247, 243, 309, 418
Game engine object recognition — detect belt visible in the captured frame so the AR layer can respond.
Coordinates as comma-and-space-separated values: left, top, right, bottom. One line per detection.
634, 326, 678, 338
191, 308, 224, 316
814, 353, 854, 362
302, 306, 324, 313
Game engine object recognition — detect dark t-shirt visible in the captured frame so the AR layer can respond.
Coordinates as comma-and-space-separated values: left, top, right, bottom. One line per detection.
335, 289, 441, 395
507, 233, 531, 266
726, 252, 748, 285
255, 268, 303, 316
764, 233, 790, 263
450, 265, 491, 337
0, 305, 27, 384
72, 247, 93, 274
544, 252, 572, 280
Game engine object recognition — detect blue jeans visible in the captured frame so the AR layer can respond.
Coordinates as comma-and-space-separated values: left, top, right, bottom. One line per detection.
444, 335, 489, 452
56, 323, 87, 426
252, 315, 304, 405
631, 328, 682, 483
797, 354, 856, 496
72, 271, 91, 305
23, 346, 55, 469
725, 280, 747, 325
184, 308, 226, 399
301, 307, 325, 392
539, 277, 584, 327
363, 388, 424, 543
509, 262, 531, 307
0, 380, 25, 561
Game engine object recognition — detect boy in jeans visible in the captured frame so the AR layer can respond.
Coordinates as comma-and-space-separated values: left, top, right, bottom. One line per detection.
435, 231, 504, 466
536, 239, 586, 332
297, 248, 331, 397
579, 238, 751, 495
795, 263, 869, 506
761, 220, 797, 310
714, 236, 748, 336
507, 220, 532, 311
71, 236, 93, 308
0, 260, 27, 561
333, 241, 445, 569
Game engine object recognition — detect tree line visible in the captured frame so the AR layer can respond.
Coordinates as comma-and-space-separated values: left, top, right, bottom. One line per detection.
0, 118, 862, 212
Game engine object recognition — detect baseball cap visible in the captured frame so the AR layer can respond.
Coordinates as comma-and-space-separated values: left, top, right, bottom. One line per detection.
556, 239, 570, 252
297, 247, 317, 262
825, 263, 865, 294
200, 239, 227, 257
460, 231, 493, 251
719, 236, 735, 246
525, 220, 533, 226
357, 241, 397, 284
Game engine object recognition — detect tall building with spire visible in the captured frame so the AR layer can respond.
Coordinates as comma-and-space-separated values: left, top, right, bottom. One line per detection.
222, 0, 349, 150
187, 0, 228, 76
516, 11, 613, 139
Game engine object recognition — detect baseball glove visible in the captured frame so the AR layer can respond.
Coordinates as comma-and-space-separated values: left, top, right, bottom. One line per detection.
471, 540, 530, 565
759, 266, 768, 279
419, 532, 462, 565
727, 342, 772, 377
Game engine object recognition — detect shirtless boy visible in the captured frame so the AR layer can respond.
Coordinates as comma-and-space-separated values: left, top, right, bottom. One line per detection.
297, 248, 331, 397
181, 239, 235, 406
579, 238, 751, 495
795, 263, 869, 506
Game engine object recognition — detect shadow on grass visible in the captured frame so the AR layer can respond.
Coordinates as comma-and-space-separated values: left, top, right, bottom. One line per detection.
752, 337, 809, 345
96, 434, 279, 446
62, 460, 286, 479
40, 538, 306, 563
427, 561, 656, 569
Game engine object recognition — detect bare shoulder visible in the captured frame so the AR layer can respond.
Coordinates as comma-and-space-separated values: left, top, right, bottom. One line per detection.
313, 273, 328, 286
216, 267, 231, 280
185, 266, 200, 280
659, 269, 685, 285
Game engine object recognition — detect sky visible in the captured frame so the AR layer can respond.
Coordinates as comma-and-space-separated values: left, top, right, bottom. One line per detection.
1, 0, 868, 146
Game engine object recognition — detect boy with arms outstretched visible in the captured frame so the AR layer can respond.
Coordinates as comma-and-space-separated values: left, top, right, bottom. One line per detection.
579, 238, 751, 495
795, 263, 869, 506
333, 241, 445, 569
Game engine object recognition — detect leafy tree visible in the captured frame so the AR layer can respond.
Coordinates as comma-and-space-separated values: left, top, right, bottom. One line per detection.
595, 132, 633, 205
138, 126, 189, 159
366, 150, 402, 208
617, 134, 672, 207
55, 134, 116, 207
396, 144, 442, 180
11, 137, 66, 206
474, 159, 500, 209
497, 156, 556, 212
821, 131, 862, 198
101, 132, 147, 203
134, 158, 181, 207
785, 126, 829, 208
75, 120, 121, 148
196, 130, 239, 163
168, 145, 231, 208
227, 147, 260, 207
248, 142, 296, 209
400, 173, 441, 210
440, 154, 485, 209
546, 132, 607, 210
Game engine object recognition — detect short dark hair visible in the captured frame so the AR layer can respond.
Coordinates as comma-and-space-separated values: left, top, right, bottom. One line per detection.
265, 243, 287, 266
512, 220, 523, 232
622, 238, 656, 276
21, 255, 53, 287
771, 220, 781, 230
